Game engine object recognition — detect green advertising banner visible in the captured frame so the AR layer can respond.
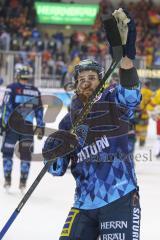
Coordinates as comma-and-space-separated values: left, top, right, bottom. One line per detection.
35, 2, 99, 25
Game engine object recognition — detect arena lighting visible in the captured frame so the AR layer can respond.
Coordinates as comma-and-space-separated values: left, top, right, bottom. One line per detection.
138, 69, 160, 78
35, 2, 99, 25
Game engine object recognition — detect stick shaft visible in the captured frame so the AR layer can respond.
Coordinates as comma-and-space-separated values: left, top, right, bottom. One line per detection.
0, 46, 123, 239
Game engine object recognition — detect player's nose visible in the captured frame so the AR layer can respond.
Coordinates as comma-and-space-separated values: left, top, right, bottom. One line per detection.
80, 81, 91, 90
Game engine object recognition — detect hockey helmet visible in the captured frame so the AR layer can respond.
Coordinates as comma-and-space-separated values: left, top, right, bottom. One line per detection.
16, 65, 33, 81
73, 59, 104, 86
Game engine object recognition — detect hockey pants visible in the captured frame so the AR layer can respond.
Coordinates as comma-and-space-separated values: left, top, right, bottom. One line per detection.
59, 190, 141, 240
1, 129, 33, 180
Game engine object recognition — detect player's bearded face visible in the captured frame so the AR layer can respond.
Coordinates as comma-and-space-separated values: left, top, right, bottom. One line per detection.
76, 70, 100, 101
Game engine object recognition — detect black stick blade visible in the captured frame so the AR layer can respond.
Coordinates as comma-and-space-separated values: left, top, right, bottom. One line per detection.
102, 15, 122, 47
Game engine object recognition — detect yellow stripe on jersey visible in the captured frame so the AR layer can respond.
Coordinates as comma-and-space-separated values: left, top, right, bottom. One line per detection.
60, 208, 80, 237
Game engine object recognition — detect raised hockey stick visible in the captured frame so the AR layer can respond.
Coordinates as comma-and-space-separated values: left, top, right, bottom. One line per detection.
0, 16, 123, 239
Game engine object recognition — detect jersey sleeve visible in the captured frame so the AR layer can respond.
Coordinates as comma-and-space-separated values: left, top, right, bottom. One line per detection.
115, 84, 142, 119
44, 113, 72, 177
1, 87, 14, 127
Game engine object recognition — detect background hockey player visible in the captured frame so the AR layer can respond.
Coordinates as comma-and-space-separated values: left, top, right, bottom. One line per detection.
1, 65, 45, 191
135, 79, 153, 147
147, 88, 160, 158
43, 9, 142, 240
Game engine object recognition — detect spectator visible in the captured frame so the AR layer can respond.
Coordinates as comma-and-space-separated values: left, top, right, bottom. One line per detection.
0, 0, 160, 85
0, 24, 10, 51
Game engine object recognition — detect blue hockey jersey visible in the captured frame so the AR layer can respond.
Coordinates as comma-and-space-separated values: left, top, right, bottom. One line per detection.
46, 83, 141, 210
2, 82, 44, 129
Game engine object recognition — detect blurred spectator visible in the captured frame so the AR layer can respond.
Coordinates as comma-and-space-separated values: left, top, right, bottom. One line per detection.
31, 28, 41, 41
0, 0, 160, 87
55, 56, 66, 80
153, 38, 160, 68
0, 24, 10, 51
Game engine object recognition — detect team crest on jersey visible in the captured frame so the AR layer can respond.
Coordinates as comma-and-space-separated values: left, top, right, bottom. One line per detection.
76, 124, 89, 147
109, 87, 115, 93
94, 93, 102, 103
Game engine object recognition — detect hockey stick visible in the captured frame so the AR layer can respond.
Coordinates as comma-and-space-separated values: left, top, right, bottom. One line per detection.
0, 20, 123, 240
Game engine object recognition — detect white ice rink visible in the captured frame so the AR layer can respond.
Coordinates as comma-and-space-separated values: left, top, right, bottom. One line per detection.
0, 108, 160, 240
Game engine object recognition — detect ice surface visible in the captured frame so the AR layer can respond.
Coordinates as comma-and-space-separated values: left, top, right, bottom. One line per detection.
0, 108, 160, 240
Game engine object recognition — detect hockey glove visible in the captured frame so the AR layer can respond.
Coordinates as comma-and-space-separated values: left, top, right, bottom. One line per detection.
42, 130, 78, 161
44, 157, 68, 176
102, 8, 136, 60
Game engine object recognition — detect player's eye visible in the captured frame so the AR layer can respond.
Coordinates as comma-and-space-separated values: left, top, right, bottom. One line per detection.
79, 78, 85, 83
88, 76, 96, 81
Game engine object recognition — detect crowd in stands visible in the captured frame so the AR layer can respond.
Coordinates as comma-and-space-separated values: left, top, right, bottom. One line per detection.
98, 0, 160, 68
0, 0, 160, 87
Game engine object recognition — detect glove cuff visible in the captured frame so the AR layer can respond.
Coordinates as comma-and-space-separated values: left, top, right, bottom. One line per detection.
123, 45, 136, 60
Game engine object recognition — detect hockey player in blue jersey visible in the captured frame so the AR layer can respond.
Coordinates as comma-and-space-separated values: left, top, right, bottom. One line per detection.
1, 65, 44, 191
43, 9, 141, 240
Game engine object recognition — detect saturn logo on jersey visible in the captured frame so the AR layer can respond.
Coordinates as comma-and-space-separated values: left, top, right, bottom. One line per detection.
77, 135, 109, 163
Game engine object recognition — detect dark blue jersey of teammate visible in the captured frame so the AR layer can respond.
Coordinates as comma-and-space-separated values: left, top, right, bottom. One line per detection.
2, 82, 44, 129
46, 84, 141, 210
